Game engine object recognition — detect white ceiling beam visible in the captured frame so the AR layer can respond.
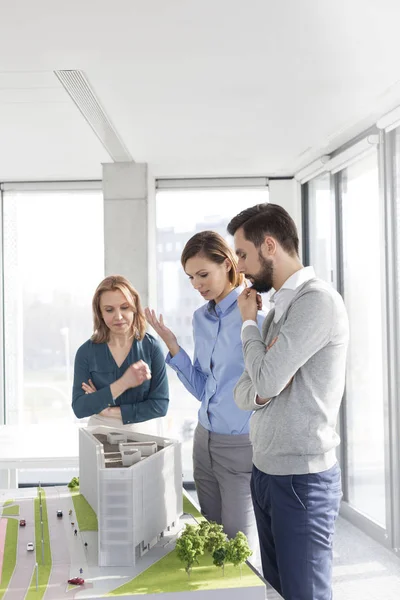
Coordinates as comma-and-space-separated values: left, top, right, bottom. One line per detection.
54, 70, 132, 163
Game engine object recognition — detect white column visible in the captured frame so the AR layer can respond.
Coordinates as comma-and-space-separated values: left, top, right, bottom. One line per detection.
268, 178, 303, 259
102, 162, 157, 309
102, 163, 163, 436
0, 468, 17, 489
9, 468, 18, 489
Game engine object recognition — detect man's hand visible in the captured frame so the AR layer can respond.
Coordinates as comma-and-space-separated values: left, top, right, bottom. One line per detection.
255, 394, 270, 406
238, 288, 260, 322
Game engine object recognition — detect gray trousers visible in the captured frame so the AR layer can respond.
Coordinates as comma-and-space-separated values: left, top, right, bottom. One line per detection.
193, 423, 257, 552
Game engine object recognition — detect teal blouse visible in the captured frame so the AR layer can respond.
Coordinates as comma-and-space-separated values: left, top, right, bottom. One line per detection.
72, 334, 169, 425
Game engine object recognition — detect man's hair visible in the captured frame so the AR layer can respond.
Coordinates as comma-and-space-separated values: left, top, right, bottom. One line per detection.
227, 203, 299, 257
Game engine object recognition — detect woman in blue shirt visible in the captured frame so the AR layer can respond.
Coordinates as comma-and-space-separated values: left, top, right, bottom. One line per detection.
72, 275, 169, 434
145, 231, 264, 548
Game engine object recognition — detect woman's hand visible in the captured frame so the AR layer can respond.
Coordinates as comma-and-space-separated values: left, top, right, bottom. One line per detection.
144, 308, 180, 356
122, 360, 152, 389
98, 407, 121, 418
82, 380, 121, 418
82, 379, 96, 394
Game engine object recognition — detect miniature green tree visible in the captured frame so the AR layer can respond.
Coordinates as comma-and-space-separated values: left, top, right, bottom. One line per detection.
180, 524, 199, 538
197, 521, 211, 539
175, 524, 205, 578
175, 535, 197, 578
67, 476, 80, 489
204, 522, 226, 555
226, 531, 253, 578
212, 545, 227, 575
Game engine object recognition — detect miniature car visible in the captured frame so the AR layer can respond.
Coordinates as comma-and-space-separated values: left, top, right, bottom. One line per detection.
19, 519, 26, 527
68, 577, 84, 585
56, 510, 63, 517
27, 542, 34, 551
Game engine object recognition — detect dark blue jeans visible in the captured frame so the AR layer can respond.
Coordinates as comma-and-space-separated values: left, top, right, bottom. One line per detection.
251, 463, 342, 600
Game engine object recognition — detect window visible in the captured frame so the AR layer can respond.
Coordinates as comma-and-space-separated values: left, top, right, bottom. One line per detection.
394, 128, 400, 312
3, 189, 104, 433
156, 187, 269, 481
340, 152, 386, 526
307, 174, 336, 286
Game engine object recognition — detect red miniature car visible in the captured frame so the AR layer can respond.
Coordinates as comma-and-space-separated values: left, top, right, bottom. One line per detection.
68, 577, 84, 586
19, 519, 26, 527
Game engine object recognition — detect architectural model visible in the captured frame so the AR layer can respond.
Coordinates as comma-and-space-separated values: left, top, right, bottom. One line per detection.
79, 425, 183, 567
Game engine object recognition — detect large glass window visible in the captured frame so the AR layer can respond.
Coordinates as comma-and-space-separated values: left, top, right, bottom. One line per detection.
156, 188, 269, 480
394, 128, 400, 312
3, 189, 104, 434
307, 174, 336, 286
340, 152, 386, 526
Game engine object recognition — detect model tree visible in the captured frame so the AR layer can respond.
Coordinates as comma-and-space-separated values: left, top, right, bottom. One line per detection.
212, 546, 227, 575
197, 521, 211, 539
175, 521, 252, 579
226, 531, 253, 578
67, 477, 80, 489
175, 524, 205, 578
204, 522, 226, 555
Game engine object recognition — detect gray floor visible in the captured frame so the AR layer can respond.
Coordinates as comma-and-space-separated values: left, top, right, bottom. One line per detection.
333, 517, 400, 600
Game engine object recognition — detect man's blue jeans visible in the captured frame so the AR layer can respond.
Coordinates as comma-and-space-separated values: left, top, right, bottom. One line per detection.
251, 463, 342, 600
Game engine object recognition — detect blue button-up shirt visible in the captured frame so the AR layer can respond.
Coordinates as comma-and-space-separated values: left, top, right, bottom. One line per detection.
166, 287, 266, 435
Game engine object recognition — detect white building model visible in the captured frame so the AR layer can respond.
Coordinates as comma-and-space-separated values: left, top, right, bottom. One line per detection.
79, 426, 182, 567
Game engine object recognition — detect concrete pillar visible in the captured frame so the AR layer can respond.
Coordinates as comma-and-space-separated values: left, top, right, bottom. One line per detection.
9, 468, 18, 489
102, 162, 157, 309
0, 468, 17, 489
268, 178, 303, 259
102, 163, 164, 437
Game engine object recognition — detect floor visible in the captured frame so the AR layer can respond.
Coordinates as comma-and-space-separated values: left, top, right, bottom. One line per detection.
333, 517, 400, 600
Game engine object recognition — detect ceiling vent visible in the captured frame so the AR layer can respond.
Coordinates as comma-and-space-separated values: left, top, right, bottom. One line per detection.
54, 70, 132, 162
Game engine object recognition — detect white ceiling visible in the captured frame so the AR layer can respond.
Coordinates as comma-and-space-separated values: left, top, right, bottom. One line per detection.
1, 0, 400, 181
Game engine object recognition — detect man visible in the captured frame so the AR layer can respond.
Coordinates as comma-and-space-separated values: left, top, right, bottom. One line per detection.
227, 203, 348, 600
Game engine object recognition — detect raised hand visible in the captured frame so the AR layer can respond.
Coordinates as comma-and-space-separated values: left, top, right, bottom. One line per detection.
144, 308, 180, 356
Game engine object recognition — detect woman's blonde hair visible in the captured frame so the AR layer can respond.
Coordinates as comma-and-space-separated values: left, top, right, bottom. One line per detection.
181, 230, 244, 287
91, 275, 146, 343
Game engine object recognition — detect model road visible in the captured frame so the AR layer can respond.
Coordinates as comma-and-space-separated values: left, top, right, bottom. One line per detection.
42, 487, 72, 599
43, 487, 94, 599
3, 493, 36, 600
0, 489, 94, 600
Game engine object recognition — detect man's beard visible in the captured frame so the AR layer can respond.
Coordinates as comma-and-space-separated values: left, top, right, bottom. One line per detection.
246, 252, 274, 293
